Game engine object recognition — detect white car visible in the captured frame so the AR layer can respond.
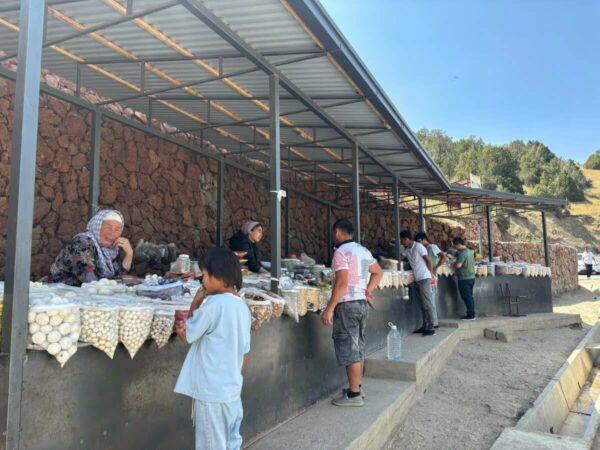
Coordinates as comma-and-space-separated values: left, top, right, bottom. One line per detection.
595, 262, 600, 274
578, 253, 587, 274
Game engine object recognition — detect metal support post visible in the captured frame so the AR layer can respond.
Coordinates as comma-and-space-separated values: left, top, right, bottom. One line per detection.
216, 160, 224, 246
393, 178, 401, 260
284, 190, 290, 257
477, 217, 483, 257
541, 211, 550, 267
2, 2, 45, 449
327, 205, 333, 264
418, 196, 426, 232
352, 142, 361, 243
269, 74, 281, 293
485, 206, 493, 262
88, 110, 101, 219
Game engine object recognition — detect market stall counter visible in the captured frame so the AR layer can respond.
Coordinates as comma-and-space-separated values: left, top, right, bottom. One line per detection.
0, 286, 421, 448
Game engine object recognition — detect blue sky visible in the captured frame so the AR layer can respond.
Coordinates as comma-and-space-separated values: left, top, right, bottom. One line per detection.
320, 0, 600, 163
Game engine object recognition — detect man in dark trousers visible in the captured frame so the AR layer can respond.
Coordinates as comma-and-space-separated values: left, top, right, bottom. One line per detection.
452, 237, 476, 320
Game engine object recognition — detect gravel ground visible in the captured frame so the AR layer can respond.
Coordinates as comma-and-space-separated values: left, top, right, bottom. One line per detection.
386, 278, 600, 450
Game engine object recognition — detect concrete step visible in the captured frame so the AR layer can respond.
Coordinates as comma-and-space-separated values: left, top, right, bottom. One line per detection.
246, 377, 416, 450
439, 312, 582, 339
364, 327, 459, 388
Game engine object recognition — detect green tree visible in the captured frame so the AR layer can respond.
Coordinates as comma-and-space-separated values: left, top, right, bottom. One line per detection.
516, 141, 554, 185
531, 159, 588, 201
584, 150, 600, 169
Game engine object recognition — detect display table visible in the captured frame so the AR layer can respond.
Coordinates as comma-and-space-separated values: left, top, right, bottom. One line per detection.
0, 288, 419, 448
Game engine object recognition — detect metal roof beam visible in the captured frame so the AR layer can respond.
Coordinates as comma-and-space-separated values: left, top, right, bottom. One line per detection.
0, 0, 87, 13
97, 52, 323, 106
178, 0, 407, 186
0, 1, 180, 62
81, 47, 326, 65
175, 99, 362, 134
154, 94, 363, 102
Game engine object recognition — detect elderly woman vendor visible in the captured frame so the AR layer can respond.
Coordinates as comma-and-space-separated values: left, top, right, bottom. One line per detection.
48, 210, 134, 286
229, 220, 268, 274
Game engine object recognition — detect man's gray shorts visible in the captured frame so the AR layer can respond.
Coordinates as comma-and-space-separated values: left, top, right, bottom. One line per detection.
332, 300, 368, 367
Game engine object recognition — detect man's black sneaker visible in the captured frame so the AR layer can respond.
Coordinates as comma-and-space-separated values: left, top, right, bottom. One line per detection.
413, 327, 426, 334
422, 329, 435, 336
461, 316, 476, 321
434, 325, 439, 329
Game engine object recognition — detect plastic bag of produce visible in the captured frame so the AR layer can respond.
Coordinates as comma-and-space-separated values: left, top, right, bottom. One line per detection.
245, 298, 272, 331
281, 289, 300, 323
82, 279, 128, 296
28, 295, 81, 367
150, 309, 175, 348
296, 286, 308, 317
174, 309, 189, 341
305, 287, 321, 312
267, 293, 285, 318
118, 305, 153, 358
80, 302, 119, 358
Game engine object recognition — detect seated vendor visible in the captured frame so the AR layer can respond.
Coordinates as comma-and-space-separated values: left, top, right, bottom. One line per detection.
229, 220, 268, 274
48, 210, 133, 286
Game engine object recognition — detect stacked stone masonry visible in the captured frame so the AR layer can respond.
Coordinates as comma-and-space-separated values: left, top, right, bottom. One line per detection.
0, 75, 577, 295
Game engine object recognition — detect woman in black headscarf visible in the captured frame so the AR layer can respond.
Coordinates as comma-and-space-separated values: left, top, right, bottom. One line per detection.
229, 220, 268, 274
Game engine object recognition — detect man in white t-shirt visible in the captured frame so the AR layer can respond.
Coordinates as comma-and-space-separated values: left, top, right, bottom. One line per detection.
322, 218, 383, 407
583, 245, 595, 279
415, 232, 446, 328
400, 230, 436, 336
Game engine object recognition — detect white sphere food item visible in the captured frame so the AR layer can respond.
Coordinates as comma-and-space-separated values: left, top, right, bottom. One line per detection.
40, 324, 53, 334
28, 311, 36, 323
97, 287, 112, 296
67, 345, 77, 356
29, 323, 40, 334
35, 313, 49, 326
47, 330, 61, 343
109, 279, 117, 286
58, 322, 71, 335
56, 350, 70, 367
80, 306, 118, 358
49, 315, 63, 326
66, 314, 78, 323
69, 332, 80, 342
150, 312, 175, 348
59, 336, 72, 349
87, 287, 98, 295
47, 342, 61, 355
118, 307, 153, 358
31, 332, 46, 346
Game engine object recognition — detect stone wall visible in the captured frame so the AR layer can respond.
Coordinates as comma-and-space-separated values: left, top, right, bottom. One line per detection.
482, 241, 578, 295
0, 73, 578, 295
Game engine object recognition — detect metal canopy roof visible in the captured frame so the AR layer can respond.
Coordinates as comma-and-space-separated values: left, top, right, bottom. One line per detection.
0, 0, 566, 211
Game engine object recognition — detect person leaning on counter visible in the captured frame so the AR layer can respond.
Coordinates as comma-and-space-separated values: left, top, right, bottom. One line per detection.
229, 220, 269, 274
47, 209, 134, 286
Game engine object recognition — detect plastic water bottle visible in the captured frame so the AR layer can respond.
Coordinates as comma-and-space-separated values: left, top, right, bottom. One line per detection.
387, 322, 402, 360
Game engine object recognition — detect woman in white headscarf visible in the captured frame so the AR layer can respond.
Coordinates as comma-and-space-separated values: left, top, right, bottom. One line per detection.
48, 210, 134, 286
229, 220, 268, 274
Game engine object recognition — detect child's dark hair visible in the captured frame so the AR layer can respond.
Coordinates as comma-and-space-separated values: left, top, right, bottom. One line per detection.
400, 229, 413, 240
199, 247, 243, 291
453, 237, 466, 246
333, 218, 354, 236
414, 232, 428, 242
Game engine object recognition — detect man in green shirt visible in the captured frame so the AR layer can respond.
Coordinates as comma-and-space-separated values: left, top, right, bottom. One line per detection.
452, 237, 476, 320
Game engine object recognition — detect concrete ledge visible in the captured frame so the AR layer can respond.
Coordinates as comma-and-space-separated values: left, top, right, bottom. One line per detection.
439, 313, 582, 340
484, 328, 514, 342
491, 428, 587, 450
492, 323, 600, 449
364, 327, 459, 390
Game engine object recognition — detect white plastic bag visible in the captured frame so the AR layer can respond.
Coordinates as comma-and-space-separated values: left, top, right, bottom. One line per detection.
28, 295, 80, 367
150, 309, 175, 348
281, 289, 300, 323
118, 305, 153, 358
80, 303, 119, 358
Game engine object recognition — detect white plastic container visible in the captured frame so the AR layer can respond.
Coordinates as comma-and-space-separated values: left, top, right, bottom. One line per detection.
387, 322, 402, 361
